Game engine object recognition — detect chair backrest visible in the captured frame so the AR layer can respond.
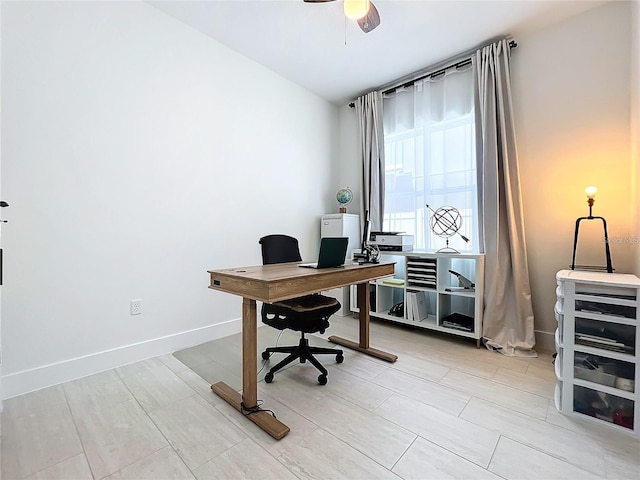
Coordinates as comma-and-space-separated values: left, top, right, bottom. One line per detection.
259, 234, 302, 265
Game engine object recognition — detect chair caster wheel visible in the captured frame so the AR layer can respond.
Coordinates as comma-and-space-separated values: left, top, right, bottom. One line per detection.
336, 353, 344, 364
262, 351, 270, 360
318, 374, 327, 385
265, 372, 274, 383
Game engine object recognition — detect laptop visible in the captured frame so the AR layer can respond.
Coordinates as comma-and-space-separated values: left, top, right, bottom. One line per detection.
299, 237, 349, 269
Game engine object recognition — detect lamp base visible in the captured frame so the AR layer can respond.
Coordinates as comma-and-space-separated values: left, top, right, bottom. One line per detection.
571, 215, 614, 273
339, 207, 347, 213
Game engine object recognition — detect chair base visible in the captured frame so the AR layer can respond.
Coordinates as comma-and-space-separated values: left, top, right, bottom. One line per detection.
262, 334, 344, 385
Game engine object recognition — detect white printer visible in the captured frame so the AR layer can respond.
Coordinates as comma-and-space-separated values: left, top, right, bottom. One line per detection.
369, 232, 414, 251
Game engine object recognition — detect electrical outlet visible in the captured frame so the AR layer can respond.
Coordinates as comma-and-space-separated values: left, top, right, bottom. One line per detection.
130, 299, 142, 315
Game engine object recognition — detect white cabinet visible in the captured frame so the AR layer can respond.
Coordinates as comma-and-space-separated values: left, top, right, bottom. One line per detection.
321, 213, 360, 260
555, 270, 639, 437
350, 252, 484, 347
321, 213, 360, 316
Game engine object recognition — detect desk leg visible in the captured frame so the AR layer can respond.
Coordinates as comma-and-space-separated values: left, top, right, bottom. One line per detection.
211, 297, 290, 440
357, 282, 370, 349
328, 282, 397, 363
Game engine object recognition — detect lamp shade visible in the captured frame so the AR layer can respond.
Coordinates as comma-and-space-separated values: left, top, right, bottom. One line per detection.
344, 0, 370, 19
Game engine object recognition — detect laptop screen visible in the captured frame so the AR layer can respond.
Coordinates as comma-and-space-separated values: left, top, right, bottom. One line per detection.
299, 237, 349, 269
316, 237, 349, 268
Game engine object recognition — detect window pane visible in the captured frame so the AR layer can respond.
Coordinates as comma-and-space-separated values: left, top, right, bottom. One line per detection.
383, 65, 478, 253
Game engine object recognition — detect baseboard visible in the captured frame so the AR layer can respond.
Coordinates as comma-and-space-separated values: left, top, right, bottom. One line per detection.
2, 318, 241, 400
535, 329, 555, 354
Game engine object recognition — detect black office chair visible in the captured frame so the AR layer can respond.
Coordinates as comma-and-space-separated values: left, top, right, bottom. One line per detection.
259, 234, 344, 385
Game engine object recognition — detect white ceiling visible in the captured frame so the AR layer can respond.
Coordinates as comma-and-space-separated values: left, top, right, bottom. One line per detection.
149, 0, 610, 105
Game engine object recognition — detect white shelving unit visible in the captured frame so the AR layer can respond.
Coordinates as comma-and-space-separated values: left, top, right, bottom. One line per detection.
350, 252, 484, 347
555, 270, 639, 438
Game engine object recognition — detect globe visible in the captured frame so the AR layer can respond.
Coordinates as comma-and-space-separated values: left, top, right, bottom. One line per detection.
336, 187, 353, 213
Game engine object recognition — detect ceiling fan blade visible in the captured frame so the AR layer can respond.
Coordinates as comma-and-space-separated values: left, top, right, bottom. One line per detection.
357, 1, 380, 33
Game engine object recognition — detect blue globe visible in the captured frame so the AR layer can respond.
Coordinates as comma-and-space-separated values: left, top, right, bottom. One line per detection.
336, 188, 353, 206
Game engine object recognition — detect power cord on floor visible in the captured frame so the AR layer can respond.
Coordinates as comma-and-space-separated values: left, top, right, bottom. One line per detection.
240, 399, 277, 419
257, 329, 284, 376
244, 330, 284, 420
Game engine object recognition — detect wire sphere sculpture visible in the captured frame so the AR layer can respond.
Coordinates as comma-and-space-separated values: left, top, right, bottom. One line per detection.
430, 206, 462, 238
426, 204, 468, 253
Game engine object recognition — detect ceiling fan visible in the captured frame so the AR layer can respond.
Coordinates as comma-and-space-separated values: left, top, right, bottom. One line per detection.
303, 0, 381, 33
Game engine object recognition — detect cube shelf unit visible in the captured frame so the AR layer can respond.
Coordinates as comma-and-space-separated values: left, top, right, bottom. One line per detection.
350, 252, 484, 347
555, 270, 640, 438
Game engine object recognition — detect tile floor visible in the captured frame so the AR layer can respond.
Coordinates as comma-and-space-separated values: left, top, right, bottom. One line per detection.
2, 316, 639, 479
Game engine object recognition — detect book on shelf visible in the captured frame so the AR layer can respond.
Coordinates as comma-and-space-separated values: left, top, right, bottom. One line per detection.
382, 278, 405, 286
407, 291, 429, 321
414, 292, 429, 321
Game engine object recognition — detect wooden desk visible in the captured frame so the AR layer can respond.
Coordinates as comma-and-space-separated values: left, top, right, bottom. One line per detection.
207, 261, 396, 440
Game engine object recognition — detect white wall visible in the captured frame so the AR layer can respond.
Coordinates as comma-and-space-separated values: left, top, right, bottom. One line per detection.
0, 0, 3, 429
513, 1, 633, 351
337, 106, 361, 218
1, 1, 339, 398
634, 0, 640, 277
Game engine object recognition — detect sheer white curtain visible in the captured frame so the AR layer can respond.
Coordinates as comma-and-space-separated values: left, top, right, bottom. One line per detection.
382, 65, 478, 252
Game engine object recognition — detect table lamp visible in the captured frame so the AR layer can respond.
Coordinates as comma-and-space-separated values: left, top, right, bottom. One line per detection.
570, 186, 614, 273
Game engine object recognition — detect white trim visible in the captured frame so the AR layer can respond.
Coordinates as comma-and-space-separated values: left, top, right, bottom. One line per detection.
534, 329, 555, 354
2, 318, 241, 400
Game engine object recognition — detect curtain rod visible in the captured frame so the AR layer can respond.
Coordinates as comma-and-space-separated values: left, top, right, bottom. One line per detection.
348, 37, 517, 108
381, 56, 473, 95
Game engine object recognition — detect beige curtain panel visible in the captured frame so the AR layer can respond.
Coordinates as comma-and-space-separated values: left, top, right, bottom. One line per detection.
355, 91, 385, 231
474, 39, 537, 357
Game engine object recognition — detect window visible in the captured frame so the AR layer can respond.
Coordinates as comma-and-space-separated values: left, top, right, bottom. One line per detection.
382, 64, 478, 253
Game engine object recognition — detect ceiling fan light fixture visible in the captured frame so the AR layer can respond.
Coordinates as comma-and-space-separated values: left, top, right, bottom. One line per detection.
344, 0, 370, 20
